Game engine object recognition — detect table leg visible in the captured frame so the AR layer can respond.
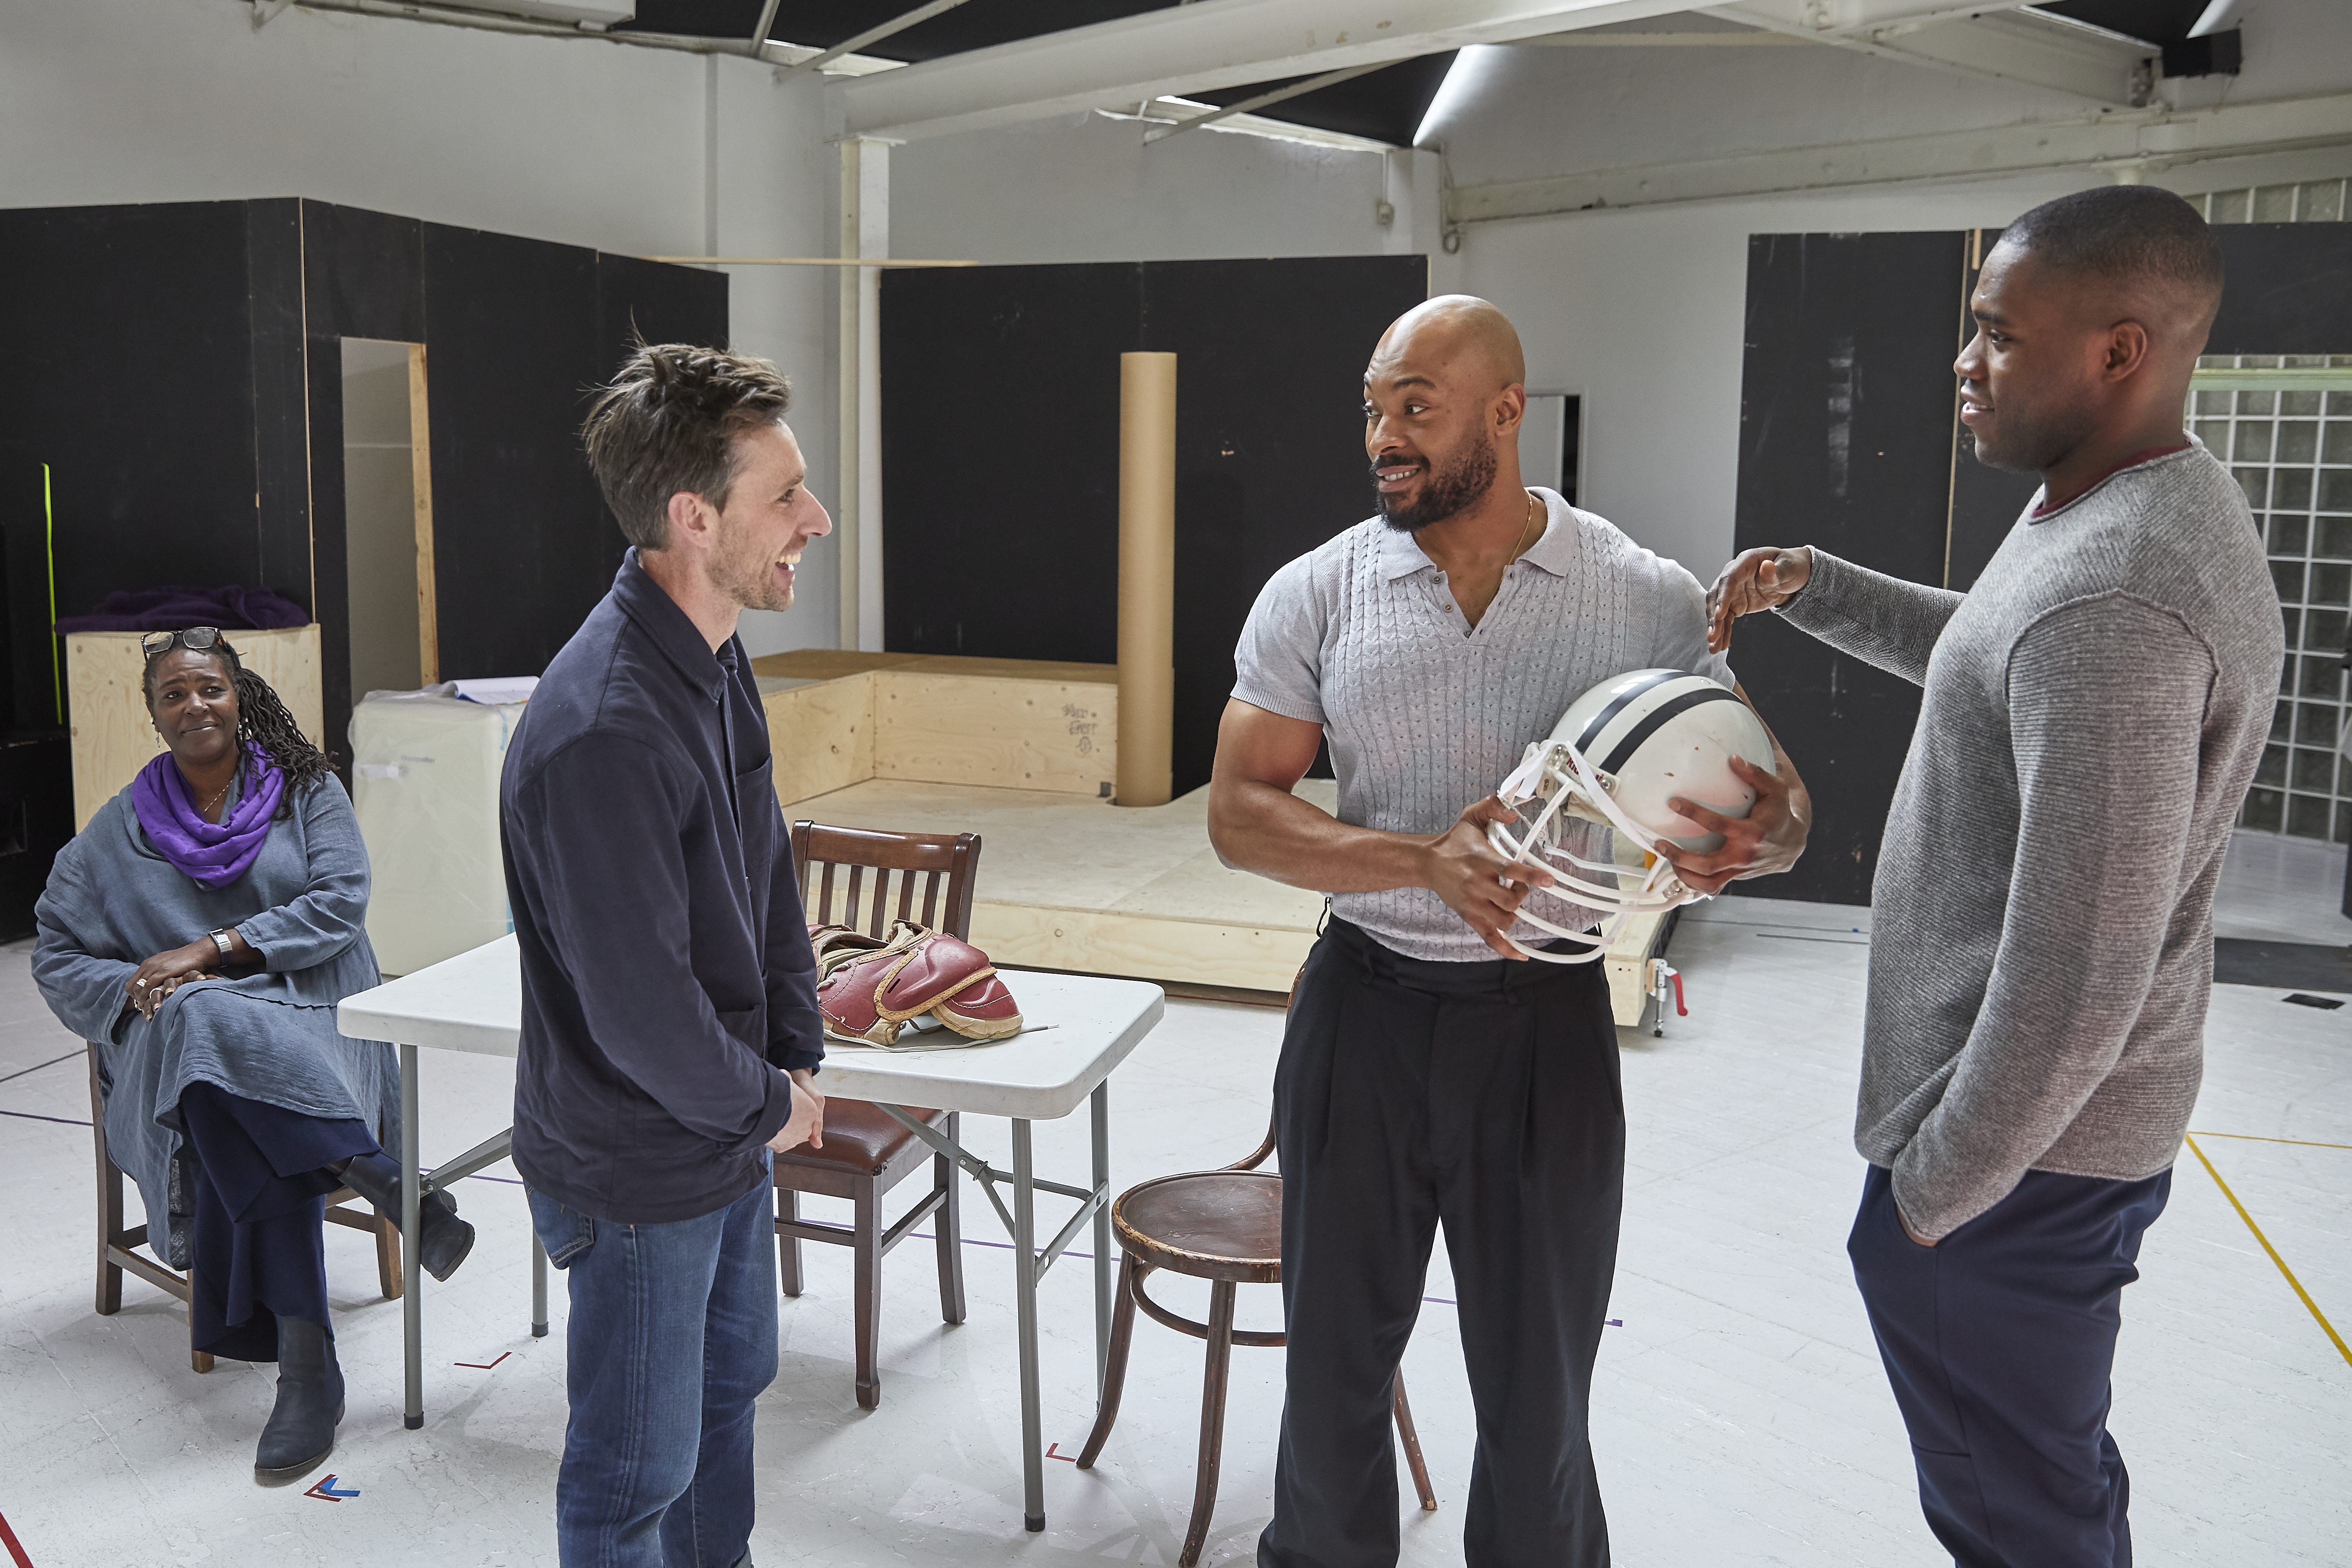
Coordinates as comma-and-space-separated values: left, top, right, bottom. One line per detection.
532, 1230, 549, 1338
1091, 1081, 1111, 1398
400, 1041, 423, 1430
1014, 1117, 1044, 1534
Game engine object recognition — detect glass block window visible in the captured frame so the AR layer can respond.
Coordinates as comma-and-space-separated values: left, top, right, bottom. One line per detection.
2194, 358, 2352, 842
2193, 178, 2349, 225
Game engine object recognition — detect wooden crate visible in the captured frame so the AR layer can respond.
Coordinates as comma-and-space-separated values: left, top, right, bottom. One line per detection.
68, 627, 323, 830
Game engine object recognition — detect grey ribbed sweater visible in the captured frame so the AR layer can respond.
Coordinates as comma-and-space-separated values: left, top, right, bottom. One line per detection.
1233, 489, 1730, 961
1779, 442, 2283, 1240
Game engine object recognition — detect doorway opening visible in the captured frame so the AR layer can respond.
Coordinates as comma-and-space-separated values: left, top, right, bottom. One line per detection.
1521, 392, 1583, 507
340, 338, 437, 698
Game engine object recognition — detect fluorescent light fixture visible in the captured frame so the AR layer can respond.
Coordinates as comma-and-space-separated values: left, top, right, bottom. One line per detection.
446, 0, 636, 27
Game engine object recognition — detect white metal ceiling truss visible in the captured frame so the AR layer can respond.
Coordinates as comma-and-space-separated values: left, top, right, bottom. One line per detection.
1710, 1, 2156, 107
1446, 89, 2352, 223
837, 0, 1709, 142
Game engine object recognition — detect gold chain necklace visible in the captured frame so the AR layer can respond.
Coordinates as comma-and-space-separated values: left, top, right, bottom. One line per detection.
1511, 491, 1542, 559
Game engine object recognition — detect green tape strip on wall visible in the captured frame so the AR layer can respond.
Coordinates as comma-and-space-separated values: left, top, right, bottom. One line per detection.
44, 464, 60, 724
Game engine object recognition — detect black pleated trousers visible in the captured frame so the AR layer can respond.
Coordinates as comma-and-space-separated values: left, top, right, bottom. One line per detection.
1260, 916, 1625, 1568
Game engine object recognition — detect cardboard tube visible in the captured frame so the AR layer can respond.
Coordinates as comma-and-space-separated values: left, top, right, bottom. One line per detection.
1116, 352, 1176, 807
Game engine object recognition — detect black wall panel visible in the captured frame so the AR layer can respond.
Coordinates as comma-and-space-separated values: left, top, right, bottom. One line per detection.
2211, 222, 2352, 351
0, 198, 728, 772
597, 253, 730, 368
421, 225, 611, 684
306, 204, 427, 344
0, 203, 263, 620
881, 255, 1427, 795
1731, 231, 1968, 907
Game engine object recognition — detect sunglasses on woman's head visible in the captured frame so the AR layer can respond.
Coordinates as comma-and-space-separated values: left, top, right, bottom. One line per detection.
141, 627, 223, 657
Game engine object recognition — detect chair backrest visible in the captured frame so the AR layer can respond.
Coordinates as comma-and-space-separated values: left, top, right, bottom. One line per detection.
792, 821, 982, 942
1222, 960, 1308, 1174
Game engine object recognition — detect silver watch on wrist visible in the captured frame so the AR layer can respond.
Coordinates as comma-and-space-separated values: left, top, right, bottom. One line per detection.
208, 927, 237, 960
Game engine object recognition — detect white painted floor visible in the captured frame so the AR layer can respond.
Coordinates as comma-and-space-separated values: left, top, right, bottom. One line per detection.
1, 837, 2345, 1568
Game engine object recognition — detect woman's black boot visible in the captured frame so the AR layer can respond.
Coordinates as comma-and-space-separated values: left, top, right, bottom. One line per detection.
254, 1316, 345, 1484
338, 1151, 476, 1281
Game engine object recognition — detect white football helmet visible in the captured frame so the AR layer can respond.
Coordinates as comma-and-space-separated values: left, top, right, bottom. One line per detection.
1489, 669, 1777, 964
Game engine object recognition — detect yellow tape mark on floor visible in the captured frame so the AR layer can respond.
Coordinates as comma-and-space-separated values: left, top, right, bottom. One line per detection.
2187, 1131, 2352, 1152
2182, 1133, 2352, 1371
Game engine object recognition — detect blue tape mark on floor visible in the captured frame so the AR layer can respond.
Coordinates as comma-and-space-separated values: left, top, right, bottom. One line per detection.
304, 1474, 360, 1501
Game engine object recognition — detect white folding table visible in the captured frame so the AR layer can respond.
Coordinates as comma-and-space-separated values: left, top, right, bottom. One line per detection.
336, 934, 1165, 1533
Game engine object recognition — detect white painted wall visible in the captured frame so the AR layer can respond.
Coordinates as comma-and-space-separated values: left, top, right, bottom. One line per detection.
891, 109, 1427, 265
0, 0, 843, 657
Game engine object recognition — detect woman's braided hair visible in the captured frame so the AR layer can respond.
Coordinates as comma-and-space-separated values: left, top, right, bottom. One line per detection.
141, 635, 335, 816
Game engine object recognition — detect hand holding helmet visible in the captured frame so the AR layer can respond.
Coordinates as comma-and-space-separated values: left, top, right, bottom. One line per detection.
1485, 669, 1789, 963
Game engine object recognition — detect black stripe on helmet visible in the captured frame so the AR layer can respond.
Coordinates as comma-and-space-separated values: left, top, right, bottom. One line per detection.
1572, 669, 1687, 755
1598, 686, 1746, 776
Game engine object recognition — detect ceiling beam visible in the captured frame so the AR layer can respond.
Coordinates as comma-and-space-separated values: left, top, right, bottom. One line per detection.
837, 0, 1705, 142
1144, 60, 1390, 143
1711, 2, 2153, 106
772, 0, 979, 81
1446, 90, 2352, 224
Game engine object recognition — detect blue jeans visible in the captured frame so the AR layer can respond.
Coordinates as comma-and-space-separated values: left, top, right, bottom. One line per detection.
1849, 1162, 2170, 1568
529, 1169, 780, 1568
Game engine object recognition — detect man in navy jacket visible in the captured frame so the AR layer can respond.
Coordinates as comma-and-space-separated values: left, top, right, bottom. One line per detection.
503, 343, 832, 1568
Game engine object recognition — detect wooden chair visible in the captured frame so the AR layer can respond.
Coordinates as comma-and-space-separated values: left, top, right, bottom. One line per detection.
89, 1041, 402, 1373
776, 820, 978, 1410
1078, 1118, 1438, 1567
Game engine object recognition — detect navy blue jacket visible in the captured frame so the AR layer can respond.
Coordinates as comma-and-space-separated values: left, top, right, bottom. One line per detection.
502, 551, 822, 1223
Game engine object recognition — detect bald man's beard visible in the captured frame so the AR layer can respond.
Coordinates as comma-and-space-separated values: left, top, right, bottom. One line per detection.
1375, 432, 1499, 533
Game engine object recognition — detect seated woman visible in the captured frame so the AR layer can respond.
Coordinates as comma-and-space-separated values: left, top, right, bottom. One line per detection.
34, 627, 474, 1484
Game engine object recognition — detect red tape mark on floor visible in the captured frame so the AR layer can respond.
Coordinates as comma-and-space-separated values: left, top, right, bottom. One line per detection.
0, 1508, 35, 1568
1046, 1443, 1077, 1462
454, 1352, 511, 1370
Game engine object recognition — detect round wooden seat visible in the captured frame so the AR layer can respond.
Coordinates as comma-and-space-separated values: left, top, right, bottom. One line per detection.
1113, 1170, 1282, 1285
1084, 1151, 1436, 1566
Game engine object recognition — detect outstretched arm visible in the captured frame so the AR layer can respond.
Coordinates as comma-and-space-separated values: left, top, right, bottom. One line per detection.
1205, 699, 1553, 961
1708, 546, 1963, 688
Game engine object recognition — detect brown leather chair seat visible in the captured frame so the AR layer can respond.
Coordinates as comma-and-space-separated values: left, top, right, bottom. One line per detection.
775, 1099, 943, 1178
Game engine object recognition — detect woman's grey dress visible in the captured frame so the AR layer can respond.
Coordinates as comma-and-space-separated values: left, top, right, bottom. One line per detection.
34, 772, 400, 1267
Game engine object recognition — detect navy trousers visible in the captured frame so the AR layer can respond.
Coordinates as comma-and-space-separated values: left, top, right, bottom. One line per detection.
177, 1080, 379, 1361
1849, 1161, 2171, 1568
1261, 917, 1624, 1568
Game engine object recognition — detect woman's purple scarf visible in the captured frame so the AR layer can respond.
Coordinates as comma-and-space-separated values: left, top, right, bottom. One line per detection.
130, 749, 285, 889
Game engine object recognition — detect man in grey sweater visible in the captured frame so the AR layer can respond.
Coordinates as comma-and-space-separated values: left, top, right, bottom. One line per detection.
1710, 186, 2282, 1566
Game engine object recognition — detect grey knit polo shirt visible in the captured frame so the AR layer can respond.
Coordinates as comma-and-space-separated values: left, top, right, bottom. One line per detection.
1779, 440, 2284, 1240
1233, 488, 1732, 962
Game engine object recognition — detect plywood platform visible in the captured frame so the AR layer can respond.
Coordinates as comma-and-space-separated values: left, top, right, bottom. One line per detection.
783, 777, 1328, 992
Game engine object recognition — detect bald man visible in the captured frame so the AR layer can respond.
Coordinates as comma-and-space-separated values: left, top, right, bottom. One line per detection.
1710, 188, 2282, 1566
1209, 296, 1810, 1567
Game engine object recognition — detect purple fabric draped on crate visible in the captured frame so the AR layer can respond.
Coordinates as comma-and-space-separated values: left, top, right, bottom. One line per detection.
54, 584, 309, 634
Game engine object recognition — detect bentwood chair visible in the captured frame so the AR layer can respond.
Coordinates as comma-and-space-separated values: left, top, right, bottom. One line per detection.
89, 1041, 402, 1373
1076, 985, 1438, 1567
775, 821, 978, 1410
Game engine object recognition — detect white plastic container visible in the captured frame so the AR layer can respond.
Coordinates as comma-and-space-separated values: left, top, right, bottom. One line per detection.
349, 680, 534, 976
